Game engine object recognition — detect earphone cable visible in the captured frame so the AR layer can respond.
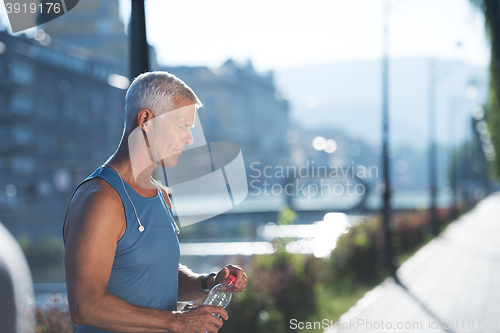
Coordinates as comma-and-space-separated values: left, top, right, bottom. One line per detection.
104, 164, 145, 232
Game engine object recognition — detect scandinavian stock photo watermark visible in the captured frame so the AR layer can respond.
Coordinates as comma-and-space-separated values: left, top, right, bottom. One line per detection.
249, 161, 378, 199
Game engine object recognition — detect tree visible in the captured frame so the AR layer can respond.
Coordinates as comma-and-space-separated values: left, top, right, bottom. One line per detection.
470, 0, 500, 177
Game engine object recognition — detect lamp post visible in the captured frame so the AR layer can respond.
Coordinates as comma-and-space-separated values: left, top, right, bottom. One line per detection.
428, 58, 438, 235
381, 0, 396, 276
462, 82, 479, 207
448, 97, 459, 218
130, 0, 150, 78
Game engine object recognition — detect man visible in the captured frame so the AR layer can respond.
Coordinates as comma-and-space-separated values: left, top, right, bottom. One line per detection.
63, 71, 248, 333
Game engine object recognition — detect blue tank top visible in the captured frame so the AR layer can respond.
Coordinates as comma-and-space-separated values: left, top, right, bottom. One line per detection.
63, 166, 180, 333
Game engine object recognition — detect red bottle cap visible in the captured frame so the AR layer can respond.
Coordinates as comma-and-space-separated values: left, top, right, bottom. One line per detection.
224, 274, 236, 286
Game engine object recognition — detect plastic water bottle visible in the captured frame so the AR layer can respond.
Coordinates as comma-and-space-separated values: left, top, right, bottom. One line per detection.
203, 274, 236, 317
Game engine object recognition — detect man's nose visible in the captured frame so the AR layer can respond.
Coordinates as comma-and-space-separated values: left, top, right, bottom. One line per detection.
184, 129, 193, 145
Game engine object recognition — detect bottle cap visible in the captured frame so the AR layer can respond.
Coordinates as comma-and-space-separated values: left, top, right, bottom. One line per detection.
224, 274, 236, 286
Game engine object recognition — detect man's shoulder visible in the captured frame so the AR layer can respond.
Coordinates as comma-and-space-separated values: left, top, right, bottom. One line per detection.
64, 176, 125, 243
71, 177, 122, 209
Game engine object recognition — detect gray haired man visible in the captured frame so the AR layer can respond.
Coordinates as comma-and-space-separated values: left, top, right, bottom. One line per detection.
63, 72, 248, 333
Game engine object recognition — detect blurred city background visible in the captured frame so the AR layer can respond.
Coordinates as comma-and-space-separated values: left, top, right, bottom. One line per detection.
0, 0, 498, 332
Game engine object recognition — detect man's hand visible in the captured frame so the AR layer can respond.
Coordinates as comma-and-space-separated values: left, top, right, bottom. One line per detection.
213, 264, 248, 293
178, 264, 248, 302
173, 304, 228, 333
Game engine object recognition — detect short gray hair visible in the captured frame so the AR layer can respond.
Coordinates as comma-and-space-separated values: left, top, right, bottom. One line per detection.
124, 71, 202, 133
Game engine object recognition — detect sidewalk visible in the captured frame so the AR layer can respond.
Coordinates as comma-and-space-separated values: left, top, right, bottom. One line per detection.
330, 193, 500, 333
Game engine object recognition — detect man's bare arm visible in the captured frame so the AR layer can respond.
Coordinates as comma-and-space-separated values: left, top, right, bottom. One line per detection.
64, 180, 227, 333
177, 265, 210, 302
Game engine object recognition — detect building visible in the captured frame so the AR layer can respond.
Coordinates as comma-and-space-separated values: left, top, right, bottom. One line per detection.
39, 0, 291, 187
0, 29, 126, 238
37, 0, 128, 72
1, 0, 292, 239
163, 60, 290, 178
0, 29, 291, 239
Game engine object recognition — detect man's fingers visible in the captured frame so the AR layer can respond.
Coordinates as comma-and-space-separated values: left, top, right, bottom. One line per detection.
214, 266, 229, 286
226, 264, 248, 291
175, 305, 227, 333
234, 283, 247, 292
207, 314, 224, 328
214, 264, 249, 292
206, 322, 222, 333
202, 305, 228, 320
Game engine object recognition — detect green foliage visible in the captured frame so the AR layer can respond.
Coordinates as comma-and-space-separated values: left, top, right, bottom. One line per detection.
223, 208, 454, 333
19, 237, 65, 283
277, 206, 297, 226
221, 251, 325, 333
271, 206, 299, 251
26, 208, 455, 333
448, 140, 492, 182
487, 79, 500, 178
392, 211, 428, 252
469, 0, 500, 177
36, 295, 75, 333
329, 217, 385, 286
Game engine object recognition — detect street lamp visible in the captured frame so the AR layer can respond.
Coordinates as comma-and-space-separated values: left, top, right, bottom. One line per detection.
428, 58, 438, 235
449, 97, 459, 218
464, 82, 479, 208
381, 0, 396, 276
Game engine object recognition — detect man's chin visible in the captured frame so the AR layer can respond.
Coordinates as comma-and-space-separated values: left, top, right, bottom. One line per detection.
160, 156, 179, 168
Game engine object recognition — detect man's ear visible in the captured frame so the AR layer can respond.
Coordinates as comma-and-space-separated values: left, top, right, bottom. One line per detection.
137, 109, 153, 132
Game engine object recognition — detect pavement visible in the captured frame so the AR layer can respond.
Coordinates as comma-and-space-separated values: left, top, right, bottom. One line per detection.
327, 192, 500, 333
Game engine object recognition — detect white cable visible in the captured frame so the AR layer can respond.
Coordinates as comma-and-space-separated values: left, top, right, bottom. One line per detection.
150, 177, 180, 235
104, 164, 145, 232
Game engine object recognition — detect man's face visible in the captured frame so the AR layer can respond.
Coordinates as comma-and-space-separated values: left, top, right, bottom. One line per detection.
145, 99, 196, 167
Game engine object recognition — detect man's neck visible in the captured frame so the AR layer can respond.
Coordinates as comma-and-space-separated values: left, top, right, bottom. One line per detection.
106, 141, 157, 192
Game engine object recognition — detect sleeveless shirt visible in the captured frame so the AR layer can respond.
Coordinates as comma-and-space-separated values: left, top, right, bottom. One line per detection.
63, 166, 180, 333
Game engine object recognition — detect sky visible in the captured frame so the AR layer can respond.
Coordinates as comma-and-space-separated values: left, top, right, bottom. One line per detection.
117, 0, 489, 72
0, 0, 489, 71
